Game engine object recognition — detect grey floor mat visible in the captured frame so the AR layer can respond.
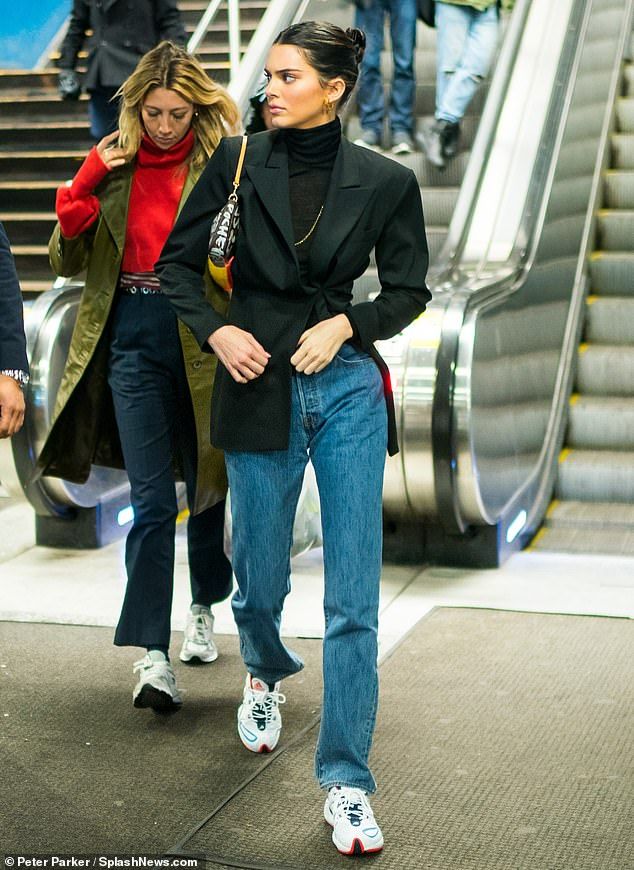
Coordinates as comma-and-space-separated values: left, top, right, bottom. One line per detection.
173, 608, 633, 870
0, 622, 323, 853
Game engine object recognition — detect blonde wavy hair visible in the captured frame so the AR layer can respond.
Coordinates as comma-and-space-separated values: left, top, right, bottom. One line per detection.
116, 41, 240, 169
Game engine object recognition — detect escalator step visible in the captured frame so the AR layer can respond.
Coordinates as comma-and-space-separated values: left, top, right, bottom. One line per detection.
585, 295, 634, 344
544, 499, 634, 529
597, 209, 634, 250
589, 252, 634, 295
556, 448, 634, 502
531, 522, 634, 555
568, 394, 634, 449
603, 170, 634, 208
616, 97, 634, 132
611, 132, 634, 168
577, 343, 634, 395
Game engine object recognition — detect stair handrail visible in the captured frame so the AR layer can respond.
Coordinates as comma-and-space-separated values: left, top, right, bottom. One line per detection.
188, 0, 241, 79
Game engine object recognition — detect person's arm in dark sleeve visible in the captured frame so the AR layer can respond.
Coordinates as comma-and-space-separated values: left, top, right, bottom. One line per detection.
345, 169, 431, 348
0, 222, 29, 382
156, 138, 234, 349
57, 0, 90, 71
155, 0, 187, 46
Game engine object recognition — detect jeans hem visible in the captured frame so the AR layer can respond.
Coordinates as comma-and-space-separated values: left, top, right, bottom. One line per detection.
319, 779, 377, 795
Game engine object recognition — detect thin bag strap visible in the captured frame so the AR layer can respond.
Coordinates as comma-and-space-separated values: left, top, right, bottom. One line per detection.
231, 135, 248, 192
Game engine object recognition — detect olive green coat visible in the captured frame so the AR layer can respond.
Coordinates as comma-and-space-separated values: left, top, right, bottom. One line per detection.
37, 161, 229, 514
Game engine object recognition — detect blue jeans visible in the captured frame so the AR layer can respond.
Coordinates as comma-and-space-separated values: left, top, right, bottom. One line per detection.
225, 342, 388, 793
88, 86, 119, 141
435, 2, 500, 124
109, 293, 232, 650
354, 0, 417, 135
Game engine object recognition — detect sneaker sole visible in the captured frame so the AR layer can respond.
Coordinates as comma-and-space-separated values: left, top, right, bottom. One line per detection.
134, 684, 182, 713
179, 648, 218, 664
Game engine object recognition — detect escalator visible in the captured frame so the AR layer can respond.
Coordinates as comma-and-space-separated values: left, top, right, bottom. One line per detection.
533, 48, 634, 555
4, 0, 633, 564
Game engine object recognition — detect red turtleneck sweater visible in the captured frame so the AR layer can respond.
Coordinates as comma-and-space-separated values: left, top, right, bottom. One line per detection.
55, 129, 195, 274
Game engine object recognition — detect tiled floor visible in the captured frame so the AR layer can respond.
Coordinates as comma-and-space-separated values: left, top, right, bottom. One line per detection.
1, 496, 632, 665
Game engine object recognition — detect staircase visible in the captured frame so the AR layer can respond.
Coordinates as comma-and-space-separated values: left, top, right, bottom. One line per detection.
0, 0, 267, 295
533, 52, 634, 556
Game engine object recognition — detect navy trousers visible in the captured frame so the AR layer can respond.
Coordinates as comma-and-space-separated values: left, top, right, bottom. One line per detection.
108, 293, 232, 650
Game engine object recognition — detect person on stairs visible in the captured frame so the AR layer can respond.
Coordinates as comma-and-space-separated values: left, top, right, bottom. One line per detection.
419, 0, 514, 169
352, 0, 418, 153
57, 0, 187, 141
38, 42, 240, 712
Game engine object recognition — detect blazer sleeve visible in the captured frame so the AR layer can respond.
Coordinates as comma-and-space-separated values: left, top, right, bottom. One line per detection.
155, 0, 187, 45
156, 138, 235, 349
346, 169, 432, 348
0, 223, 29, 378
57, 0, 90, 70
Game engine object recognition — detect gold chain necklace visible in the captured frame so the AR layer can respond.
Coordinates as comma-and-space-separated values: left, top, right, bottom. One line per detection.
294, 204, 325, 247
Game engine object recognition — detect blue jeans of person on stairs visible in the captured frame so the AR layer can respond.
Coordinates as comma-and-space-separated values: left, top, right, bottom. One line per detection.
435, 2, 500, 124
354, 0, 417, 137
225, 342, 388, 793
108, 292, 233, 651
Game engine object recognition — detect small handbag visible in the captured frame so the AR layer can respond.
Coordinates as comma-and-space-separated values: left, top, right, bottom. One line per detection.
207, 134, 248, 292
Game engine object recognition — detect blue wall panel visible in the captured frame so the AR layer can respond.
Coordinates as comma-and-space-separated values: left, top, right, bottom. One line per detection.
0, 0, 70, 69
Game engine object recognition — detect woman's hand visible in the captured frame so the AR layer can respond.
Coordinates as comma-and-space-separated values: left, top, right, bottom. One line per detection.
0, 375, 25, 438
96, 130, 127, 170
291, 314, 354, 375
207, 325, 270, 384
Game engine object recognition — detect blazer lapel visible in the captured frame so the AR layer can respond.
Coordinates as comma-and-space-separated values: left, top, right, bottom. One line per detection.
244, 133, 297, 262
308, 138, 375, 279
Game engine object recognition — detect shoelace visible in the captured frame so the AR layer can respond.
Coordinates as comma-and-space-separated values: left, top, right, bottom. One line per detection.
332, 790, 370, 828
248, 687, 286, 723
186, 612, 212, 645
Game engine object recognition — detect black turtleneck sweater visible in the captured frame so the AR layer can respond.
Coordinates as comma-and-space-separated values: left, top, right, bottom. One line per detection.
282, 118, 341, 283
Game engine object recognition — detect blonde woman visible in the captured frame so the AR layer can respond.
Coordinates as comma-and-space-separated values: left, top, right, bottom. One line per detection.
38, 42, 240, 712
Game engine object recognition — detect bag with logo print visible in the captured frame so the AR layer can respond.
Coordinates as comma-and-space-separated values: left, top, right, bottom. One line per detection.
207, 135, 248, 292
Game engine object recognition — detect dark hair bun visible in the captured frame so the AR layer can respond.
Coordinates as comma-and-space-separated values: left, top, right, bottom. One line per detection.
346, 28, 366, 65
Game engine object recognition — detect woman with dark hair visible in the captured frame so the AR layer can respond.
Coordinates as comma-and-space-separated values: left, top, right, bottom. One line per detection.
38, 42, 240, 711
157, 22, 430, 855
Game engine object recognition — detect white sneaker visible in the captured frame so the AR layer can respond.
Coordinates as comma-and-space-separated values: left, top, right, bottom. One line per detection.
132, 654, 182, 712
237, 673, 286, 753
324, 786, 384, 856
179, 605, 218, 663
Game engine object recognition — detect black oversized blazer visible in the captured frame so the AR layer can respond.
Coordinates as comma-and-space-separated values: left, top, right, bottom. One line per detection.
0, 221, 29, 379
156, 130, 431, 455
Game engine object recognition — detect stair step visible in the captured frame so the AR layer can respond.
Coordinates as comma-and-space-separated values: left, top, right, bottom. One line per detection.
589, 252, 634, 295
0, 181, 59, 212
596, 209, 634, 250
0, 121, 92, 151
576, 343, 634, 395
11, 245, 54, 283
0, 95, 90, 120
0, 213, 57, 246
568, 394, 634, 449
0, 152, 85, 181
556, 448, 634, 502
603, 170, 634, 209
585, 295, 634, 344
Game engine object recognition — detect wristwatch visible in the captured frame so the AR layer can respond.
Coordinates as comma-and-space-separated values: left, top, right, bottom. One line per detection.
1, 369, 30, 388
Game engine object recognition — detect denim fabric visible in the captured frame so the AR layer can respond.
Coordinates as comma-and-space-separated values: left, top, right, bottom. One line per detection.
435, 2, 499, 124
87, 86, 119, 141
225, 342, 388, 792
109, 293, 232, 650
354, 0, 417, 135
